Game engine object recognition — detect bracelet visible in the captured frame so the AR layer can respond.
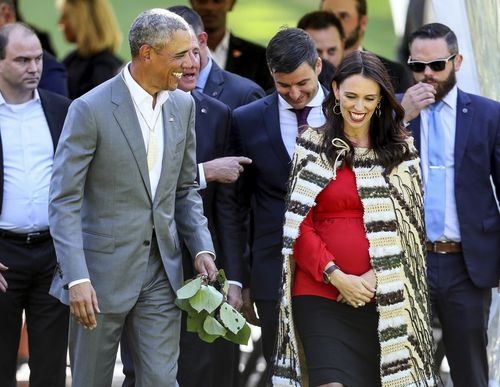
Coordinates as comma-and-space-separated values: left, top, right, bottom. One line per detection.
323, 263, 339, 284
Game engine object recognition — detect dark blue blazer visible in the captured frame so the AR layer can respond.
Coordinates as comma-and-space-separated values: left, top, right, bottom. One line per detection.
232, 88, 327, 299
204, 61, 265, 110
0, 89, 71, 214
39, 51, 69, 97
408, 89, 500, 288
182, 90, 243, 283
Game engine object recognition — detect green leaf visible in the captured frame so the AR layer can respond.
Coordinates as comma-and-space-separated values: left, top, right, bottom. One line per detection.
175, 298, 197, 314
219, 302, 246, 334
203, 315, 227, 336
216, 269, 229, 295
189, 284, 223, 313
198, 328, 219, 343
186, 312, 207, 333
176, 277, 202, 299
224, 322, 251, 345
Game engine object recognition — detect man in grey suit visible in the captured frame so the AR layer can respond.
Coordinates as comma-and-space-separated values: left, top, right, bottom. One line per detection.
48, 8, 217, 387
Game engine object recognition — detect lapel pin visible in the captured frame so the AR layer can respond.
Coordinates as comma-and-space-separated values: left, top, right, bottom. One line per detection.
462, 108, 468, 113
169, 117, 174, 122
212, 91, 218, 97
232, 49, 242, 58
201, 108, 207, 114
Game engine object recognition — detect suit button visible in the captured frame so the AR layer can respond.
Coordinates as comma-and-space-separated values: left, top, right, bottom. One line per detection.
143, 240, 150, 246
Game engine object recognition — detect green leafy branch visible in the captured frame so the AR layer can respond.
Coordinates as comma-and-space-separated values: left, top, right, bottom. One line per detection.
175, 269, 251, 345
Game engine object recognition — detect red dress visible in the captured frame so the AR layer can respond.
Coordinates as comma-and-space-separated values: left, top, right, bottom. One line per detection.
292, 166, 372, 300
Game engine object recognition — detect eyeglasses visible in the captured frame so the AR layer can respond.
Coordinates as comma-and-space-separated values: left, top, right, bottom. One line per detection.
407, 54, 456, 72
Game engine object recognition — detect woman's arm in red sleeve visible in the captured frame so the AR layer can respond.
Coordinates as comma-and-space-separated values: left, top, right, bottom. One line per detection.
293, 208, 335, 283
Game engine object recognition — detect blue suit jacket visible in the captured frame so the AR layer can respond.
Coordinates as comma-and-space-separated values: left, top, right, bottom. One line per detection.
232, 88, 327, 299
0, 89, 71, 214
204, 61, 265, 110
232, 91, 288, 300
187, 90, 244, 283
408, 89, 500, 288
39, 51, 69, 97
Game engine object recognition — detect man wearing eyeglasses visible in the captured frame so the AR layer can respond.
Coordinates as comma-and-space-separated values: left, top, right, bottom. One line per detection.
401, 23, 500, 387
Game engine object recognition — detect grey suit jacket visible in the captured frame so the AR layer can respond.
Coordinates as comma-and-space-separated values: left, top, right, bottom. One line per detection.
49, 74, 214, 313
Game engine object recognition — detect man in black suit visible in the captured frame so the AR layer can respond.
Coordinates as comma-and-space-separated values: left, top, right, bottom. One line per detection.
0, 23, 70, 387
189, 0, 273, 91
231, 28, 328, 372
0, 0, 68, 97
401, 23, 500, 387
321, 0, 413, 93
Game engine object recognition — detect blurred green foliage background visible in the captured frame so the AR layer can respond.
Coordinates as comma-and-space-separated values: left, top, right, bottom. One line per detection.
18, 0, 398, 62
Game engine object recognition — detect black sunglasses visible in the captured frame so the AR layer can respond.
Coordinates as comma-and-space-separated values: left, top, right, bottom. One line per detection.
407, 54, 456, 72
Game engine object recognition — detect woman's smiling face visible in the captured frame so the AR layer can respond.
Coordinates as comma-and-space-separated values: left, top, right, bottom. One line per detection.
333, 74, 381, 135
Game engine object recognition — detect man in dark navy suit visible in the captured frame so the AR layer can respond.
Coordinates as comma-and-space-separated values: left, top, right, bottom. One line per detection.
231, 28, 328, 373
0, 23, 70, 387
0, 0, 68, 96
401, 23, 500, 387
173, 6, 265, 110
190, 0, 273, 91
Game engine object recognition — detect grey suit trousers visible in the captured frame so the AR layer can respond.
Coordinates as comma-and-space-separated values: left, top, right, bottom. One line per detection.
69, 237, 181, 387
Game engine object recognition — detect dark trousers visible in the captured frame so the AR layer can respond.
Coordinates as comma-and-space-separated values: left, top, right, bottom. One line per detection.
427, 251, 491, 387
120, 312, 239, 387
254, 298, 279, 386
0, 237, 69, 387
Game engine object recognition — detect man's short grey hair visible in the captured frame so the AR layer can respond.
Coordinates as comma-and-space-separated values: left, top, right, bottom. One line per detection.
128, 8, 190, 58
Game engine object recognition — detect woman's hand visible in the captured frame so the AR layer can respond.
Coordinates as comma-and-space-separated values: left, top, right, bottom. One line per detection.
330, 270, 375, 308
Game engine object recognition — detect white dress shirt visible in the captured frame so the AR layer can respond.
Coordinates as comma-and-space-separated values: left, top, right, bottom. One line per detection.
211, 29, 230, 70
420, 85, 461, 241
122, 63, 169, 199
278, 84, 327, 158
0, 90, 53, 233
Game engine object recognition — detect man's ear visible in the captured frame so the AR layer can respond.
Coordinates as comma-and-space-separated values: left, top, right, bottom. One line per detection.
315, 57, 322, 76
453, 54, 463, 72
197, 32, 208, 48
138, 44, 152, 62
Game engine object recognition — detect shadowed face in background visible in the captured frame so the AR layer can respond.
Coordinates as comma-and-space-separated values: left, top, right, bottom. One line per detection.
189, 0, 236, 33
305, 25, 344, 68
321, 0, 367, 51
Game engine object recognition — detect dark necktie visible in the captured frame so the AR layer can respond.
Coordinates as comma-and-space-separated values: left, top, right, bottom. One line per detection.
290, 106, 313, 129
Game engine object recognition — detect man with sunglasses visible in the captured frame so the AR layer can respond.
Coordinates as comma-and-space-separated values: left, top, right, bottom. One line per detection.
401, 23, 500, 387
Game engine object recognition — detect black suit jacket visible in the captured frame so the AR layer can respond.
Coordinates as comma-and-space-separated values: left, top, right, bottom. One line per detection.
375, 52, 414, 93
0, 89, 71, 214
39, 51, 69, 97
181, 91, 243, 283
204, 60, 265, 110
408, 89, 500, 288
225, 33, 274, 91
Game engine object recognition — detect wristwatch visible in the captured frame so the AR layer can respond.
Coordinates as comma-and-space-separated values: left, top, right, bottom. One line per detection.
323, 263, 339, 283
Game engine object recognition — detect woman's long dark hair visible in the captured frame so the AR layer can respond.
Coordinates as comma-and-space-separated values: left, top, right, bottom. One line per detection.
320, 51, 410, 173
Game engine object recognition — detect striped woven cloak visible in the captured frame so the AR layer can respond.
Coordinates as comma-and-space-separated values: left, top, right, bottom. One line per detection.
272, 128, 438, 387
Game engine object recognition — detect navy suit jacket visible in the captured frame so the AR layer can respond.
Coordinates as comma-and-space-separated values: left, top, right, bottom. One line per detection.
408, 89, 500, 288
204, 61, 265, 110
183, 90, 243, 283
0, 89, 71, 214
232, 88, 327, 300
39, 51, 69, 97
225, 33, 274, 92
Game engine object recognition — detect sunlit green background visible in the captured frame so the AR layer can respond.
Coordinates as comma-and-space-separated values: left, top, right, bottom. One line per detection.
18, 0, 398, 63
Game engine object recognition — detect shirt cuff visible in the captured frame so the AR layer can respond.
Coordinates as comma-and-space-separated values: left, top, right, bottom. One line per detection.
198, 163, 207, 190
227, 280, 242, 288
195, 250, 216, 261
69, 278, 91, 288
